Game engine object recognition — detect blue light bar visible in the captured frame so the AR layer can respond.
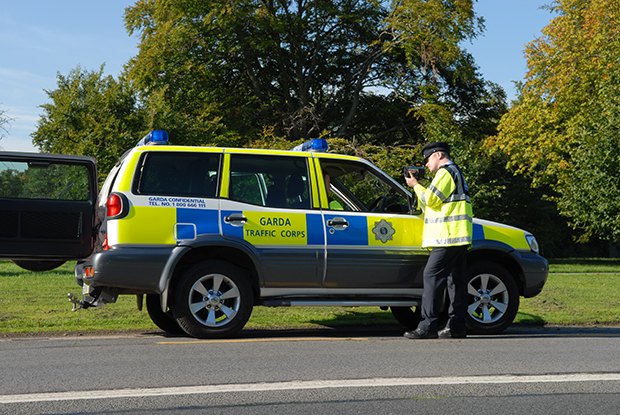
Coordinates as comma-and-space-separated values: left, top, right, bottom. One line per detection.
136, 130, 169, 147
291, 138, 328, 152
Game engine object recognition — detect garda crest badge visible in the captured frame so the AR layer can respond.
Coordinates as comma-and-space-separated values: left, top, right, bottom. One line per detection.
372, 219, 395, 243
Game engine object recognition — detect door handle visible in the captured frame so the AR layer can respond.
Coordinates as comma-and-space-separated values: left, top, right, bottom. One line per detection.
327, 217, 349, 230
224, 213, 248, 227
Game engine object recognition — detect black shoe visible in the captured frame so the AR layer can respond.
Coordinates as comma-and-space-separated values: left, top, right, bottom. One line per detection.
403, 328, 438, 339
438, 327, 467, 339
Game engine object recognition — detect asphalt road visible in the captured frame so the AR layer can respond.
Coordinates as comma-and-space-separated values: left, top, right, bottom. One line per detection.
1, 325, 620, 414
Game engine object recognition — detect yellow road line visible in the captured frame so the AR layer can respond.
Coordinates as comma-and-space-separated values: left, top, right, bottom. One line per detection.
157, 337, 368, 344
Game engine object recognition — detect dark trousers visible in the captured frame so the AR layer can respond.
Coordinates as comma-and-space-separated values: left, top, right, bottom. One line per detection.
417, 246, 468, 333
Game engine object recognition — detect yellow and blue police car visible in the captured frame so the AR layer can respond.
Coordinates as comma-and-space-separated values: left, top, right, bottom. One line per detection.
0, 131, 548, 338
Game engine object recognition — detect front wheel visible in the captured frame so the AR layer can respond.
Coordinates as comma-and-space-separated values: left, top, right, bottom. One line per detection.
171, 260, 253, 339
390, 306, 421, 329
391, 304, 448, 330
465, 261, 519, 335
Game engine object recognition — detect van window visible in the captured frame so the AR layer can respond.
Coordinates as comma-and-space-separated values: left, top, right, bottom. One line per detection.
0, 161, 91, 201
134, 152, 221, 198
320, 159, 411, 214
229, 155, 311, 209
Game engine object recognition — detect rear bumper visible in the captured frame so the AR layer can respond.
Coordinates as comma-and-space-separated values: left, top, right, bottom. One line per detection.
81, 246, 175, 293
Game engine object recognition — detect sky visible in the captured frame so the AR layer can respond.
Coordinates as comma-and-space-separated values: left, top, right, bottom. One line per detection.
0, 0, 556, 153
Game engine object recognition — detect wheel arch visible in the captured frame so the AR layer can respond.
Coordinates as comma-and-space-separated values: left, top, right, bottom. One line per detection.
158, 237, 263, 312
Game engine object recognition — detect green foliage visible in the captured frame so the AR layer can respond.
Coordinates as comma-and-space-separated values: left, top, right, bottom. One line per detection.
30, 0, 592, 254
0, 169, 23, 198
465, 149, 580, 258
0, 163, 90, 201
488, 0, 620, 242
124, 0, 491, 146
557, 69, 620, 242
385, 0, 484, 72
141, 89, 242, 148
31, 66, 146, 184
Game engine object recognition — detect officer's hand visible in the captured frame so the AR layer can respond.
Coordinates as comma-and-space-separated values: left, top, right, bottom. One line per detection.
404, 171, 419, 188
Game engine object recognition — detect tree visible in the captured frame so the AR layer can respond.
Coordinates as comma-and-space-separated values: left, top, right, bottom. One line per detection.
0, 106, 12, 142
557, 72, 620, 242
31, 66, 146, 182
124, 0, 492, 146
487, 0, 620, 242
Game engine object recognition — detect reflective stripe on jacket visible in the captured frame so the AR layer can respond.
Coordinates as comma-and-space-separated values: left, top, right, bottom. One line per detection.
413, 161, 473, 248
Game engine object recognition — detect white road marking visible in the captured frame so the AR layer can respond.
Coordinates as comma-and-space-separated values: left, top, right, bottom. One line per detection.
2, 373, 620, 404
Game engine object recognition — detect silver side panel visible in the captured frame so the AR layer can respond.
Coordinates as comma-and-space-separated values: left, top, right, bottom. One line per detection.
261, 287, 423, 297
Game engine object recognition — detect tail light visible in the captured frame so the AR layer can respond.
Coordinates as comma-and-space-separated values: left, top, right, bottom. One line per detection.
106, 193, 129, 219
107, 194, 122, 217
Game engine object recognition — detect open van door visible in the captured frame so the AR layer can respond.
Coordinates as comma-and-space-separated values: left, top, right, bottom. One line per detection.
0, 152, 97, 271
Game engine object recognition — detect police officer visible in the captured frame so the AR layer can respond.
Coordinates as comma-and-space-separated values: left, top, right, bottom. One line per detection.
404, 142, 473, 339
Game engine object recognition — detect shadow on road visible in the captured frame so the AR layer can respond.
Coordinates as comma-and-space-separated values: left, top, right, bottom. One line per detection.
145, 323, 620, 341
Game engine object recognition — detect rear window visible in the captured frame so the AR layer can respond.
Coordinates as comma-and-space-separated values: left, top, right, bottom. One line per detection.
133, 152, 221, 198
0, 160, 92, 201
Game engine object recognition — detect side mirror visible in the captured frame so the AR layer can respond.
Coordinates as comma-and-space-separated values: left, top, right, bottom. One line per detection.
408, 194, 422, 215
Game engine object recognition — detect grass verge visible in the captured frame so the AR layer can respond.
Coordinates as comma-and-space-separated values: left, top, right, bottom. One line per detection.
1, 259, 619, 336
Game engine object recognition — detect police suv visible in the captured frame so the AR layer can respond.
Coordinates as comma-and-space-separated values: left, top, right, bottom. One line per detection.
0, 132, 548, 338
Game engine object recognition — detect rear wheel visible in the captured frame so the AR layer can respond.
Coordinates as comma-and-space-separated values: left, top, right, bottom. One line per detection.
11, 260, 66, 272
172, 260, 253, 339
465, 261, 519, 335
145, 294, 186, 335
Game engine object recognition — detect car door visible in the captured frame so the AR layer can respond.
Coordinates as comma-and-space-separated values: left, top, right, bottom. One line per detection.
219, 152, 325, 289
0, 152, 98, 270
315, 156, 428, 289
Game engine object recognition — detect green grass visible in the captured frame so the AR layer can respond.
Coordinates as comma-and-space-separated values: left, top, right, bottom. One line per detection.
0, 261, 395, 335
1, 259, 619, 336
548, 258, 620, 274
517, 272, 620, 326
517, 258, 620, 326
0, 261, 154, 334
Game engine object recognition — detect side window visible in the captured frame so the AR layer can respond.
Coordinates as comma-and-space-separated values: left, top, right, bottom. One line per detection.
229, 154, 311, 209
134, 152, 221, 197
0, 160, 91, 201
320, 159, 410, 214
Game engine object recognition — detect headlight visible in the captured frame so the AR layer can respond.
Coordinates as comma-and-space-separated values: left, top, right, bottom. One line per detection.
525, 234, 539, 253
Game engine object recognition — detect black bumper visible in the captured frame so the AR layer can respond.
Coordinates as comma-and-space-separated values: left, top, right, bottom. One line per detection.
517, 251, 549, 298
85, 246, 175, 293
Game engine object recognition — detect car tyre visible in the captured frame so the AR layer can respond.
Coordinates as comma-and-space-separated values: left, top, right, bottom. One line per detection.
465, 261, 519, 335
390, 306, 421, 329
172, 260, 253, 339
391, 303, 449, 330
11, 260, 66, 272
145, 294, 186, 335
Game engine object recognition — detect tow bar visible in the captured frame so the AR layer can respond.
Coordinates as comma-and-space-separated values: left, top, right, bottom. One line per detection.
67, 293, 93, 311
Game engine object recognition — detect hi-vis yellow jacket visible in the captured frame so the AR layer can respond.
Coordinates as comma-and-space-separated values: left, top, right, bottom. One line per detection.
413, 161, 473, 248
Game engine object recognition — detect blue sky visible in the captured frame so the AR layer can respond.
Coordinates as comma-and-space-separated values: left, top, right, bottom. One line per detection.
0, 0, 555, 153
